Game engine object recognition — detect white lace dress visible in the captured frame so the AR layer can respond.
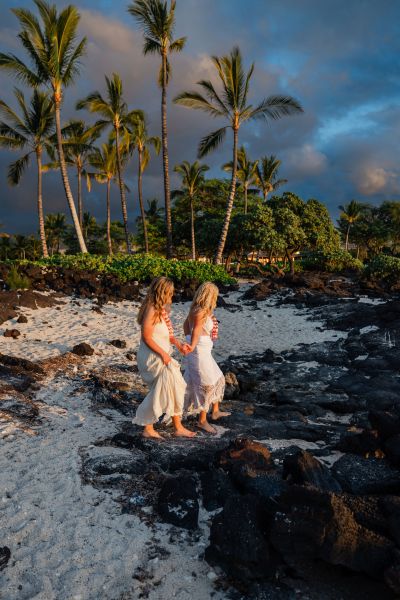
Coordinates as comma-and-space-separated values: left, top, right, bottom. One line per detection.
184, 316, 225, 415
133, 320, 186, 426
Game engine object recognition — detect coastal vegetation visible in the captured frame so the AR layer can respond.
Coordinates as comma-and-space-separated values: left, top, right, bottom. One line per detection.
0, 0, 399, 283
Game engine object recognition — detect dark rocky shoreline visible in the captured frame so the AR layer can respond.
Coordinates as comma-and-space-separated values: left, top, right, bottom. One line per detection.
76, 290, 400, 599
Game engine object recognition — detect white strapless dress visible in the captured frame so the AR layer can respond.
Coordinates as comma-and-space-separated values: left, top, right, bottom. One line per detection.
133, 320, 186, 426
184, 316, 225, 415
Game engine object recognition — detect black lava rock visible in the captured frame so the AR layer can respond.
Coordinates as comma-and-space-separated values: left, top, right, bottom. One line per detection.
157, 475, 199, 530
332, 454, 400, 495
72, 342, 94, 356
206, 493, 277, 581
109, 339, 127, 349
283, 449, 342, 493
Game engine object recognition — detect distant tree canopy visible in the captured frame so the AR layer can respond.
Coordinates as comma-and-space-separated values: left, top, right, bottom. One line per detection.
144, 186, 341, 273
337, 200, 400, 259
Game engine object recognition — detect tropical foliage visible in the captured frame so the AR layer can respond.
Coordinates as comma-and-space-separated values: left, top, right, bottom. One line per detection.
10, 253, 236, 284
365, 254, 400, 284
174, 46, 303, 263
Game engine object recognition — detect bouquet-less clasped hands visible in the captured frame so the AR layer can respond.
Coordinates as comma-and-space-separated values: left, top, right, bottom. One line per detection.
161, 338, 192, 366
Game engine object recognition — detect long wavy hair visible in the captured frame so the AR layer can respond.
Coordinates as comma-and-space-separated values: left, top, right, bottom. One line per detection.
137, 277, 174, 325
189, 282, 219, 323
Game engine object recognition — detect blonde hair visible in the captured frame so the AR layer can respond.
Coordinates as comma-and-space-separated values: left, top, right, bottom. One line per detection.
190, 282, 219, 323
137, 277, 174, 325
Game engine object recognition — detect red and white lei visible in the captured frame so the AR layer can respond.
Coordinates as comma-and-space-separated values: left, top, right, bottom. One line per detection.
161, 308, 175, 342
211, 314, 219, 341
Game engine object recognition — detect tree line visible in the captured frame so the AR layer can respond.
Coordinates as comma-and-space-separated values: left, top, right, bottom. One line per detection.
0, 0, 303, 264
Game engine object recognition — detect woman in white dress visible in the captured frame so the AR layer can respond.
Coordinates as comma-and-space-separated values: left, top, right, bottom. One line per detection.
133, 277, 196, 439
183, 282, 230, 434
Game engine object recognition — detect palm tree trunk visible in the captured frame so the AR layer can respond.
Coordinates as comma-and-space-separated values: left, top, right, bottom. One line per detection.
244, 184, 248, 215
345, 224, 350, 251
77, 164, 83, 230
54, 95, 88, 253
138, 148, 149, 254
114, 125, 131, 254
106, 178, 112, 255
190, 193, 196, 260
214, 126, 239, 264
161, 51, 173, 259
36, 148, 49, 258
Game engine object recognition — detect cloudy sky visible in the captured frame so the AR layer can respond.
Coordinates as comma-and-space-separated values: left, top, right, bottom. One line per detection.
0, 0, 399, 234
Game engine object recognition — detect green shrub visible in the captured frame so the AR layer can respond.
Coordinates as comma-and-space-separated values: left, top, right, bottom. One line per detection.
365, 254, 400, 282
301, 250, 364, 272
9, 254, 236, 285
6, 266, 31, 290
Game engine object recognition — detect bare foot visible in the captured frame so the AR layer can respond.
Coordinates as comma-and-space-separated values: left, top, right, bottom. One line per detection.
174, 426, 197, 438
197, 421, 217, 434
142, 427, 164, 440
211, 410, 231, 420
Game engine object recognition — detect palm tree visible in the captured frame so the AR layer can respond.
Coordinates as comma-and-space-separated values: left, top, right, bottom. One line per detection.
222, 146, 258, 214
255, 155, 287, 201
174, 46, 303, 264
123, 114, 160, 253
0, 88, 54, 257
145, 198, 164, 223
77, 73, 142, 253
46, 120, 101, 229
128, 0, 186, 259
172, 161, 209, 259
0, 0, 88, 253
81, 212, 97, 241
45, 212, 66, 254
87, 141, 118, 255
338, 200, 364, 251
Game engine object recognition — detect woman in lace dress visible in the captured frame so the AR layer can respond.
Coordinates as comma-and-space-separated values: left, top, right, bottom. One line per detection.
183, 282, 230, 434
133, 277, 196, 440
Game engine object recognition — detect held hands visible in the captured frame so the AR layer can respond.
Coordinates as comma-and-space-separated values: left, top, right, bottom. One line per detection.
174, 340, 192, 355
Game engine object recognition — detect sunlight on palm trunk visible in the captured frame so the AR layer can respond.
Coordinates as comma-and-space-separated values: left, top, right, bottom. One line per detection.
161, 51, 172, 257
54, 99, 88, 253
138, 148, 149, 253
114, 125, 131, 254
189, 193, 196, 260
36, 148, 48, 258
216, 127, 238, 264
106, 179, 112, 255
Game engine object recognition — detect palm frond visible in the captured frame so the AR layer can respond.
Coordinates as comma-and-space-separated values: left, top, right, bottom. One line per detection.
174, 91, 226, 118
170, 36, 186, 53
272, 178, 288, 190
143, 36, 162, 55
249, 95, 304, 121
0, 128, 27, 149
197, 80, 230, 116
0, 99, 27, 133
198, 126, 227, 158
62, 38, 87, 87
8, 152, 31, 185
0, 53, 42, 87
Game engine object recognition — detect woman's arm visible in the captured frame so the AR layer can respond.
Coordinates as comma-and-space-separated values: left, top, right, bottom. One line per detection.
185, 310, 205, 353
141, 306, 171, 365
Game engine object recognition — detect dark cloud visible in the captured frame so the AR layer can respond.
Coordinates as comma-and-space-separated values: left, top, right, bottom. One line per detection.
0, 0, 399, 233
